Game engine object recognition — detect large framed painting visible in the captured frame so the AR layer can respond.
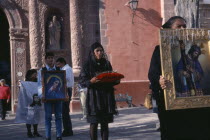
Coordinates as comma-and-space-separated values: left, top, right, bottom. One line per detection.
160, 29, 210, 110
42, 70, 68, 101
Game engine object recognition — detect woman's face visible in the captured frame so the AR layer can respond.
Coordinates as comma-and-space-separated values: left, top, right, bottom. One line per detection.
53, 80, 60, 88
31, 72, 37, 80
94, 47, 104, 60
171, 19, 186, 29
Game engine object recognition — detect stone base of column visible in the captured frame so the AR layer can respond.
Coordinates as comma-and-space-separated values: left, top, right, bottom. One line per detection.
13, 101, 18, 113
70, 98, 81, 113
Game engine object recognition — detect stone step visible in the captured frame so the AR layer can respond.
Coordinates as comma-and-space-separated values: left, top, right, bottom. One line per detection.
6, 111, 16, 118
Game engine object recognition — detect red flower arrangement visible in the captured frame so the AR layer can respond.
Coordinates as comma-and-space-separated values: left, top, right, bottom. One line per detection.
96, 71, 124, 83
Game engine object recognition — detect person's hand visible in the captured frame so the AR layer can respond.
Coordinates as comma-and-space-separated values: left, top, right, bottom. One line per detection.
115, 80, 120, 85
159, 76, 172, 90
186, 65, 194, 73
49, 86, 55, 91
64, 95, 69, 102
90, 77, 100, 83
182, 71, 190, 77
6, 99, 10, 104
41, 97, 46, 103
179, 40, 185, 50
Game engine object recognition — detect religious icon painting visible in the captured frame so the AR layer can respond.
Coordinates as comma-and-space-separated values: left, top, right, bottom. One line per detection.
160, 29, 210, 110
42, 70, 68, 101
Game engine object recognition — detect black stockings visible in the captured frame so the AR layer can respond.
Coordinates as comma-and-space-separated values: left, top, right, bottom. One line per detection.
90, 123, 98, 140
101, 123, 109, 140
90, 123, 109, 140
26, 124, 38, 134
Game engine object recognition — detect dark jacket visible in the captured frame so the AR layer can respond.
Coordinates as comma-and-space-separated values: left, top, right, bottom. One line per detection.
79, 58, 118, 116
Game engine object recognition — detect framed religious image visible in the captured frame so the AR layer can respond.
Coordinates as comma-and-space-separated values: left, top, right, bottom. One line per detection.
42, 70, 68, 101
160, 29, 210, 110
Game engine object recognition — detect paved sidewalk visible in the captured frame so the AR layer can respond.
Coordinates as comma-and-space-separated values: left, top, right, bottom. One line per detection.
0, 107, 160, 140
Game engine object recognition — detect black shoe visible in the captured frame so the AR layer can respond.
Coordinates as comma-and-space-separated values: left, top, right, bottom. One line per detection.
46, 138, 51, 140
27, 132, 34, 138
156, 127, 160, 131
56, 137, 62, 140
62, 131, 73, 137
33, 132, 42, 137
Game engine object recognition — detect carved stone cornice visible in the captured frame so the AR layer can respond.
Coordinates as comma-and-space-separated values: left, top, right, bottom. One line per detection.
14, 0, 28, 10
9, 28, 28, 40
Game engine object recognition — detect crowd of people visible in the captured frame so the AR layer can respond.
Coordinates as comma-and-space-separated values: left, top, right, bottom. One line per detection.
1, 16, 210, 140
13, 42, 119, 140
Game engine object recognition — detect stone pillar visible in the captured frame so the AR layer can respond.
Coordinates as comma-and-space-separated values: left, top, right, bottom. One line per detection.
9, 28, 28, 113
70, 0, 86, 112
161, 0, 175, 24
175, 0, 199, 28
70, 0, 83, 77
29, 0, 42, 69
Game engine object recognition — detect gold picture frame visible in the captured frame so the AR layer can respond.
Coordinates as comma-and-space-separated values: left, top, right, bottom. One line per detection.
160, 29, 210, 110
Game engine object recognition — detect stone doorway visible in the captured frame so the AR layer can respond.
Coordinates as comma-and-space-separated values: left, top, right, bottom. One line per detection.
0, 9, 11, 110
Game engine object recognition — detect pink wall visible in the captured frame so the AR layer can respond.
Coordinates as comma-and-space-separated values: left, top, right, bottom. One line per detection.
103, 0, 162, 105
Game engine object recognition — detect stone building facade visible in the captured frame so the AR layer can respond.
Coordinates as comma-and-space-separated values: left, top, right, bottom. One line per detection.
0, 0, 100, 112
0, 0, 210, 112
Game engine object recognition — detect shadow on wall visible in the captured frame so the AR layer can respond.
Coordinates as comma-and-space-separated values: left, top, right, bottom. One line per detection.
135, 8, 162, 28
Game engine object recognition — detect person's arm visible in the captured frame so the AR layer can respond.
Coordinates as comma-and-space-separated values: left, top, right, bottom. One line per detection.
37, 69, 43, 98
66, 67, 74, 88
148, 46, 162, 92
79, 62, 95, 88
6, 87, 11, 103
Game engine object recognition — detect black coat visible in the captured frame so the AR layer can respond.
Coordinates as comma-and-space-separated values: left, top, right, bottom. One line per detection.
148, 45, 210, 140
79, 58, 118, 119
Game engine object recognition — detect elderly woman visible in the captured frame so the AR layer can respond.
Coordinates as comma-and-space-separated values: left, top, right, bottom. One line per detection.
79, 42, 119, 140
148, 16, 210, 140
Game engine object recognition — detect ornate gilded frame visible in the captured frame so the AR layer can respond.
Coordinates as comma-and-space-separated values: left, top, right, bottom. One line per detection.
160, 29, 210, 110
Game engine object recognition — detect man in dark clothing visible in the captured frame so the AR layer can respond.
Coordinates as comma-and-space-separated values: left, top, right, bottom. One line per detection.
56, 57, 74, 137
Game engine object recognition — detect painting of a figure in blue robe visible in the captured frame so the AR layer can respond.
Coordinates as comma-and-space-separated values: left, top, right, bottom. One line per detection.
43, 71, 67, 100
171, 41, 210, 97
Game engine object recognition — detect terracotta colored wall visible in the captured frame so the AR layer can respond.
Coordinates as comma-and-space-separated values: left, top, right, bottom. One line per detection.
103, 0, 162, 106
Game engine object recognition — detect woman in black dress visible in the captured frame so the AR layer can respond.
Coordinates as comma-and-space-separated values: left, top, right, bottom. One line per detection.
79, 42, 119, 140
148, 16, 210, 140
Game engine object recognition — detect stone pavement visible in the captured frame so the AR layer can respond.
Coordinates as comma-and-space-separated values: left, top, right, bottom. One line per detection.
0, 107, 160, 140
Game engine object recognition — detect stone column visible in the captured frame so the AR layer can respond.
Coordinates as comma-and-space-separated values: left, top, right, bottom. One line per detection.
70, 0, 86, 112
70, 0, 83, 77
29, 0, 42, 69
9, 28, 28, 113
175, 0, 199, 28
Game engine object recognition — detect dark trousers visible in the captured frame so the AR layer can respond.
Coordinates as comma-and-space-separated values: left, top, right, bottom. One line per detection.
158, 106, 210, 140
0, 99, 7, 119
62, 88, 73, 133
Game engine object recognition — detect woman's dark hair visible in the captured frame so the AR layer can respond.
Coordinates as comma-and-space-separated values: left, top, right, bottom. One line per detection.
45, 52, 54, 59
162, 16, 186, 29
25, 69, 37, 81
56, 57, 66, 65
88, 42, 105, 62
86, 42, 111, 77
188, 45, 201, 56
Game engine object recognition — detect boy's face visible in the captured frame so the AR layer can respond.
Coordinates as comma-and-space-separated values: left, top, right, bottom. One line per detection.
45, 56, 54, 67
56, 61, 65, 68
